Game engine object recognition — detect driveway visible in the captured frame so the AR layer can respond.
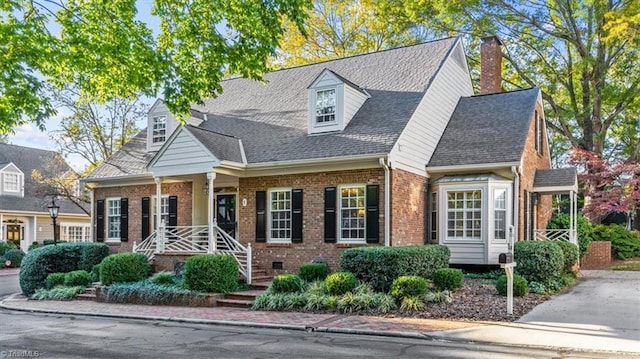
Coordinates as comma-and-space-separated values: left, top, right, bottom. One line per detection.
430, 270, 640, 353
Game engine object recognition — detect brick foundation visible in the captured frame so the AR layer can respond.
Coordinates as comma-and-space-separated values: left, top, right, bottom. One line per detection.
580, 241, 612, 269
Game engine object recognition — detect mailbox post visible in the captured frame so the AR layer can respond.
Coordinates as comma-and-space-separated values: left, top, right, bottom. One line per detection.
499, 226, 517, 315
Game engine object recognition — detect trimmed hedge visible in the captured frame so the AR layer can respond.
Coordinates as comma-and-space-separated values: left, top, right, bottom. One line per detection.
514, 241, 564, 283
64, 270, 93, 288
325, 272, 358, 295
432, 268, 464, 292
593, 224, 640, 260
340, 245, 450, 292
4, 249, 25, 268
100, 253, 151, 286
299, 263, 329, 282
19, 243, 109, 296
390, 276, 427, 300
183, 254, 238, 293
271, 274, 305, 293
0, 241, 17, 256
554, 241, 579, 272
91, 264, 102, 283
496, 274, 528, 297
46, 272, 67, 289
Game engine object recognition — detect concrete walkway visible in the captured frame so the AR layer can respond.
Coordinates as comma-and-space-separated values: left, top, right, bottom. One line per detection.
2, 270, 639, 354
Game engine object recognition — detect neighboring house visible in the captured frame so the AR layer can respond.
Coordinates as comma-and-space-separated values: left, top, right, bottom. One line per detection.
84, 36, 577, 279
0, 144, 90, 252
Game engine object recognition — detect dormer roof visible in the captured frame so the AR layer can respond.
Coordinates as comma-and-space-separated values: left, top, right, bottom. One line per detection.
307, 68, 370, 97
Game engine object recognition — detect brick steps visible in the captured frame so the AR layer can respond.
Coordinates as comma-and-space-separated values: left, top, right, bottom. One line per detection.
76, 287, 97, 301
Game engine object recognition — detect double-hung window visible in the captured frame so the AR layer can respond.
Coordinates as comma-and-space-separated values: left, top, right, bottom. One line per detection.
153, 195, 170, 228
3, 173, 19, 192
339, 185, 366, 242
494, 190, 507, 240
446, 190, 482, 240
269, 189, 291, 243
315, 89, 336, 123
152, 116, 167, 143
106, 198, 121, 241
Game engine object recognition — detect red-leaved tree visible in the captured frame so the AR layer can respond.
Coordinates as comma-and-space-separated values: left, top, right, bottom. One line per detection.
569, 148, 640, 226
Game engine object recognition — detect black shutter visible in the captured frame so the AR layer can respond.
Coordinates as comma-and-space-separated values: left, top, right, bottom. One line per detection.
255, 191, 266, 242
291, 189, 303, 243
120, 198, 129, 242
168, 195, 178, 227
366, 185, 379, 243
324, 187, 337, 243
96, 200, 104, 242
141, 197, 150, 240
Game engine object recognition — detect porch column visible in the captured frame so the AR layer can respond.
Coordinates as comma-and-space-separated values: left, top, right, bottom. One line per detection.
155, 177, 163, 253
570, 190, 576, 245
89, 189, 94, 242
207, 171, 216, 253
33, 215, 37, 247
0, 213, 3, 241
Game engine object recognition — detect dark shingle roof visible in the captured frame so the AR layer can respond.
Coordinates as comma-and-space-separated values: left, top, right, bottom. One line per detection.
87, 130, 154, 179
428, 88, 540, 167
0, 143, 87, 215
187, 126, 245, 164
534, 168, 577, 188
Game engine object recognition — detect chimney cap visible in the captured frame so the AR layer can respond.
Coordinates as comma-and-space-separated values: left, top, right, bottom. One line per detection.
481, 35, 503, 46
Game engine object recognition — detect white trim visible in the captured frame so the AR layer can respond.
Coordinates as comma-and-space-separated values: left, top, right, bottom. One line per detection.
427, 162, 521, 174
105, 197, 122, 242
267, 187, 292, 244
533, 185, 578, 193
0, 210, 88, 217
337, 184, 367, 244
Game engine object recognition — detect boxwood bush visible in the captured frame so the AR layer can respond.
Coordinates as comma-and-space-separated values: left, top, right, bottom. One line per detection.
340, 245, 450, 292
325, 272, 358, 295
592, 224, 640, 260
496, 274, 528, 297
554, 241, 579, 272
91, 264, 102, 283
432, 268, 464, 291
19, 243, 109, 296
271, 274, 305, 293
46, 272, 67, 289
514, 241, 564, 283
100, 253, 151, 286
64, 270, 93, 288
298, 263, 329, 282
4, 249, 25, 268
183, 254, 238, 293
389, 276, 427, 300
0, 241, 17, 256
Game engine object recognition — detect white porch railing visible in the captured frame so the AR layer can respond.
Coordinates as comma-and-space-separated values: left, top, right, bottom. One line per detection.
534, 229, 577, 245
133, 224, 252, 284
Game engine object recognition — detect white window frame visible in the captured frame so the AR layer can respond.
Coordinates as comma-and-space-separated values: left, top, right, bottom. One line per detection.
493, 189, 507, 240
60, 224, 91, 242
268, 188, 292, 243
3, 172, 21, 193
338, 184, 366, 244
152, 116, 167, 143
430, 192, 438, 242
106, 197, 121, 242
445, 189, 482, 241
152, 195, 170, 229
315, 88, 337, 124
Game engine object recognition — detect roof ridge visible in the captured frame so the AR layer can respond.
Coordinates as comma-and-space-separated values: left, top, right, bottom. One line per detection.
187, 125, 239, 140
0, 142, 59, 155
468, 87, 538, 99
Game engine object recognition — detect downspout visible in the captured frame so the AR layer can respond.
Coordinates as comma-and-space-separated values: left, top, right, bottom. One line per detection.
379, 158, 390, 247
511, 166, 520, 242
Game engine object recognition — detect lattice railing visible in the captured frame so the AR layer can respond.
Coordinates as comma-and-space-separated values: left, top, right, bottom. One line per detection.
534, 229, 577, 245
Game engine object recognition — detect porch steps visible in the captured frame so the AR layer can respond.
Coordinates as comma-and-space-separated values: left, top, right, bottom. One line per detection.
217, 289, 266, 308
76, 287, 97, 301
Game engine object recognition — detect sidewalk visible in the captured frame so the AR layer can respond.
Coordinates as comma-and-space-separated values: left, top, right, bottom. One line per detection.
2, 270, 638, 355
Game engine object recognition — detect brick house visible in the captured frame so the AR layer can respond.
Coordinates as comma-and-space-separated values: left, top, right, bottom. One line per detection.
84, 36, 578, 280
0, 144, 90, 252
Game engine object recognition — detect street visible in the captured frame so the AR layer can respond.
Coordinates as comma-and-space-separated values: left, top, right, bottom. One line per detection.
0, 272, 20, 298
0, 309, 628, 359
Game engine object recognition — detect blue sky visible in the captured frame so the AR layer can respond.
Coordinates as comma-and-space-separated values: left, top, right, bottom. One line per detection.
7, 0, 159, 171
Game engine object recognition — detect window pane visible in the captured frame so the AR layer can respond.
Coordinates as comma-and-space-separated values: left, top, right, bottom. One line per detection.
339, 185, 366, 241
269, 190, 291, 241
446, 190, 482, 240
315, 89, 336, 123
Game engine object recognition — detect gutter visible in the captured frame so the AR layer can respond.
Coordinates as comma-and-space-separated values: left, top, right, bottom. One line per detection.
511, 165, 521, 242
427, 162, 520, 173
379, 158, 390, 247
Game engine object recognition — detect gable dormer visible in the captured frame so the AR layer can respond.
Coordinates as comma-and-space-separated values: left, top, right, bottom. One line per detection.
147, 99, 180, 152
307, 69, 370, 135
0, 162, 24, 197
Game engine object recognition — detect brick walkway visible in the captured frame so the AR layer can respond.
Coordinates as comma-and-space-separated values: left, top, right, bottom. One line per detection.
1, 295, 481, 334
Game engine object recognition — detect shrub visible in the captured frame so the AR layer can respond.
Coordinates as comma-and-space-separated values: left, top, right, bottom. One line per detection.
64, 270, 93, 288
32, 286, 85, 300
103, 281, 196, 305
548, 213, 593, 257
183, 254, 238, 293
28, 242, 41, 251
0, 257, 5, 269
325, 272, 358, 295
390, 276, 428, 300
0, 241, 17, 256
432, 268, 464, 291
150, 271, 179, 286
19, 243, 109, 296
91, 264, 102, 283
3, 249, 25, 268
514, 241, 564, 283
298, 263, 329, 282
593, 224, 640, 259
496, 274, 528, 297
424, 290, 453, 304
340, 245, 450, 292
46, 272, 67, 289
43, 239, 67, 246
271, 274, 305, 293
554, 241, 579, 272
399, 296, 426, 313
100, 253, 151, 286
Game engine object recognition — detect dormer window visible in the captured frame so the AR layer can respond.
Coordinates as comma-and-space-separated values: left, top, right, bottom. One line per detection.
4, 173, 19, 192
316, 89, 336, 124
0, 163, 24, 197
152, 116, 167, 143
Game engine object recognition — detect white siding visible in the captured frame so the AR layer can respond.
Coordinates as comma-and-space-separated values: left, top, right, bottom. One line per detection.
147, 100, 179, 152
149, 129, 219, 176
343, 85, 368, 127
488, 242, 509, 264
390, 41, 473, 176
448, 243, 486, 265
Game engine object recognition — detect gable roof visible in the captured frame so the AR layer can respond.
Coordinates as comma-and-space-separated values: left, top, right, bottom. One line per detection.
187, 126, 245, 164
534, 167, 578, 192
0, 143, 87, 215
428, 88, 540, 168
87, 130, 154, 179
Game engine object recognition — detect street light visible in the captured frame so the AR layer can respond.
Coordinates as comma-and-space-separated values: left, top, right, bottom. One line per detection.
48, 197, 60, 246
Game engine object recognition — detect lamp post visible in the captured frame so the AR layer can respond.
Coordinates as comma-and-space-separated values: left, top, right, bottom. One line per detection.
48, 198, 60, 246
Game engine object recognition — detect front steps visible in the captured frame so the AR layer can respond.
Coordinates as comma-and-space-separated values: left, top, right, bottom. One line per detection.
76, 287, 98, 301
217, 268, 272, 308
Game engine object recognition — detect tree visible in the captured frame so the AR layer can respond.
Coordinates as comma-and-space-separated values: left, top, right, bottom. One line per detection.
569, 147, 640, 226
0, 0, 311, 134
0, 134, 7, 143
49, 87, 145, 174
31, 153, 89, 216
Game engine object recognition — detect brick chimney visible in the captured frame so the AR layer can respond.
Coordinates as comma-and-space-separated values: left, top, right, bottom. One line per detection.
480, 36, 503, 94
